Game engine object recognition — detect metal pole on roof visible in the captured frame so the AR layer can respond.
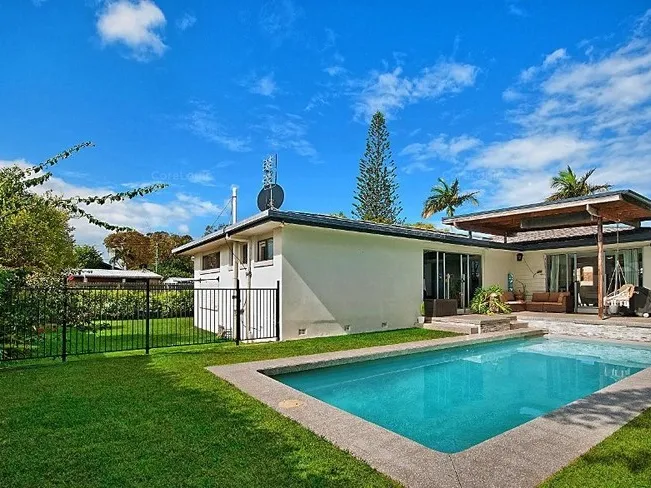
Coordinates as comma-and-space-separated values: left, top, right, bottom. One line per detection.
231, 186, 238, 225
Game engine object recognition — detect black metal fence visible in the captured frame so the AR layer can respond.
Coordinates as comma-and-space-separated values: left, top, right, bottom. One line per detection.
0, 280, 280, 362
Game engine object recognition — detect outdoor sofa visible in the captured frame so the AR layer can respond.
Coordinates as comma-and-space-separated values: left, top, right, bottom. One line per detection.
502, 291, 572, 313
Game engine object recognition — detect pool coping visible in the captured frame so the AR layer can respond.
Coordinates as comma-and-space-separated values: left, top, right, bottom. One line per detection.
207, 329, 651, 488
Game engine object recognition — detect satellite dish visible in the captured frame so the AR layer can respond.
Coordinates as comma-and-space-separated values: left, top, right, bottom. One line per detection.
257, 183, 285, 211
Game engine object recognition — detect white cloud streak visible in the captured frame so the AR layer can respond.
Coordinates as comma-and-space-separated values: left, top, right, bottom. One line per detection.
351, 62, 478, 120
181, 102, 251, 152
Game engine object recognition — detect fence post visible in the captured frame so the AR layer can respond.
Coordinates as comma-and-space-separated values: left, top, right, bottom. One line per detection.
145, 280, 150, 354
275, 280, 281, 341
61, 277, 68, 362
235, 279, 241, 346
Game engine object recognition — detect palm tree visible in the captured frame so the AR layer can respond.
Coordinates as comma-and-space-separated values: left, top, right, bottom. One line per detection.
546, 166, 612, 201
421, 178, 479, 218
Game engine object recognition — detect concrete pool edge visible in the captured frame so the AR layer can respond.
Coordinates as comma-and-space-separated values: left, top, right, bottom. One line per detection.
206, 329, 651, 488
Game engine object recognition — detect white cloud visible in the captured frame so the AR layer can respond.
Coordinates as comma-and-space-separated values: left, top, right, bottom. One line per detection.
352, 61, 478, 120
400, 134, 481, 173
0, 160, 221, 250
176, 12, 196, 31
324, 65, 346, 77
249, 74, 278, 97
258, 0, 300, 42
518, 48, 569, 82
471, 14, 651, 206
255, 112, 318, 160
181, 101, 251, 152
97, 0, 167, 61
178, 224, 190, 234
543, 48, 568, 67
471, 135, 594, 170
187, 170, 216, 186
502, 87, 524, 102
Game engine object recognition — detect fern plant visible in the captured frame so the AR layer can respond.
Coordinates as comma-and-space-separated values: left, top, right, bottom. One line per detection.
470, 286, 512, 315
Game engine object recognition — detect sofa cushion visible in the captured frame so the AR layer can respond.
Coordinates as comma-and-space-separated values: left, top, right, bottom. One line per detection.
548, 292, 560, 303
531, 292, 550, 303
502, 291, 515, 302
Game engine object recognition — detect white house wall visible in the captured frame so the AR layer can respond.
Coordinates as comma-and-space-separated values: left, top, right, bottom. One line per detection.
191, 230, 282, 337
280, 225, 513, 340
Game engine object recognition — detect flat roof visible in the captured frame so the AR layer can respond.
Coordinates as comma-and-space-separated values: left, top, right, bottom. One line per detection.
172, 210, 515, 255
442, 190, 651, 235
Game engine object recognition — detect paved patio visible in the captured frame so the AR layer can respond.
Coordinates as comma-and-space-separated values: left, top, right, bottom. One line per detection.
516, 312, 651, 342
207, 330, 651, 488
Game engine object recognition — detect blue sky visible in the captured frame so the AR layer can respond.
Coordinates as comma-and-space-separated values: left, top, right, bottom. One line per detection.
2, 1, 651, 250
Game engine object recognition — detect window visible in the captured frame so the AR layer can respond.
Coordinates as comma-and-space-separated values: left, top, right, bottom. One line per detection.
241, 243, 248, 266
257, 238, 273, 261
202, 252, 220, 270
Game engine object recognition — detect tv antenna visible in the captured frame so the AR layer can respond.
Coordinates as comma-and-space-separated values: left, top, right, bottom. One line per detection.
257, 154, 285, 211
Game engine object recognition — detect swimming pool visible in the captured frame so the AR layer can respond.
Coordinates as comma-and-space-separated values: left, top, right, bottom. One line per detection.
274, 337, 651, 453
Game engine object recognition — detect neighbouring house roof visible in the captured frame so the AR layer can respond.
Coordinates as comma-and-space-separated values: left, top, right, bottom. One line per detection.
163, 277, 195, 283
73, 269, 162, 280
443, 190, 651, 235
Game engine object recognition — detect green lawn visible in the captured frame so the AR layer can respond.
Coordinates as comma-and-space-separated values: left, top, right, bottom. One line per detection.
6, 317, 224, 360
2, 327, 650, 488
540, 407, 651, 488
0, 328, 456, 488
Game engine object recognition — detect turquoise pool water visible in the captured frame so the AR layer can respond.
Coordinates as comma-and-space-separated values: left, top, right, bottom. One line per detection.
274, 337, 651, 453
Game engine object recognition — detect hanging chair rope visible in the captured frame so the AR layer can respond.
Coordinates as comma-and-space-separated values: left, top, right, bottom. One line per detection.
605, 221, 634, 307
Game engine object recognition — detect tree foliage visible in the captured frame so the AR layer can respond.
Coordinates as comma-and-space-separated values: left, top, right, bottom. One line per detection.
422, 178, 479, 218
1, 142, 166, 231
104, 230, 193, 277
0, 182, 76, 272
0, 142, 167, 274
352, 111, 402, 224
546, 166, 612, 202
74, 245, 106, 269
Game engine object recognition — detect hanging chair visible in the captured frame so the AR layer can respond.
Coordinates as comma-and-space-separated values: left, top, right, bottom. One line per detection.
604, 222, 634, 309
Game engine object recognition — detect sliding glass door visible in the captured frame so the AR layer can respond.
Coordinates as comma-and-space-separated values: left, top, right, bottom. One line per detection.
423, 251, 482, 311
546, 248, 644, 313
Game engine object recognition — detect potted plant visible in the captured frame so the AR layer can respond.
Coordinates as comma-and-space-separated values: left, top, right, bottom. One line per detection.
417, 301, 426, 324
470, 286, 512, 315
514, 280, 527, 301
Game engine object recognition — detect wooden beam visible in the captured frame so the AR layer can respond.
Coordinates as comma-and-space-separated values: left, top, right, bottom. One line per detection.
597, 217, 604, 320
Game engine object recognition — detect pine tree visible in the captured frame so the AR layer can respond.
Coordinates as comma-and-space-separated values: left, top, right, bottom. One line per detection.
352, 111, 403, 224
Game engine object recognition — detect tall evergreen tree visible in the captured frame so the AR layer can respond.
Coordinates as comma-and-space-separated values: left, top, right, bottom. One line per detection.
352, 111, 403, 224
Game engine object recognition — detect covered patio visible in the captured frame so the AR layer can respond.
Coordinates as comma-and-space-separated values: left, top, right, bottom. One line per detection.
443, 190, 651, 319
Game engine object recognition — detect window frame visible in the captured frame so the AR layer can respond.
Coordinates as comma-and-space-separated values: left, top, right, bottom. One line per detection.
257, 237, 274, 262
201, 251, 220, 271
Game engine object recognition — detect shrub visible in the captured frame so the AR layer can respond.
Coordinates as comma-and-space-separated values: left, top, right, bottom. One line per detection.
470, 286, 511, 315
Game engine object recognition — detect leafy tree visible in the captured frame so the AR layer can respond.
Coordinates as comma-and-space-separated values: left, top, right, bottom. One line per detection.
422, 178, 479, 218
104, 230, 193, 277
407, 221, 450, 232
204, 222, 228, 236
74, 245, 105, 269
149, 231, 193, 277
0, 142, 166, 274
0, 185, 75, 272
546, 166, 612, 201
104, 231, 152, 270
352, 111, 402, 224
